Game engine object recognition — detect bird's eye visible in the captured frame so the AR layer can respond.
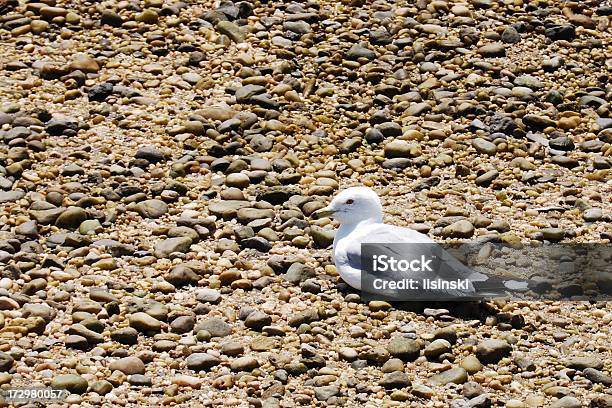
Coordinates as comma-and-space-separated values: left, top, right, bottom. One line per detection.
346, 199, 354, 204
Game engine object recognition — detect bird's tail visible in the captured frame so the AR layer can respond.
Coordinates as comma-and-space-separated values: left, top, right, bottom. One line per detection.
471, 275, 528, 297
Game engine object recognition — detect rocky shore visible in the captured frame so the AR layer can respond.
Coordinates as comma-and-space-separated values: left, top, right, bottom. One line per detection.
0, 0, 611, 406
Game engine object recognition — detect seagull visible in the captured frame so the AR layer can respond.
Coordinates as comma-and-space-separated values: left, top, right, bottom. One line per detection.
314, 186, 529, 300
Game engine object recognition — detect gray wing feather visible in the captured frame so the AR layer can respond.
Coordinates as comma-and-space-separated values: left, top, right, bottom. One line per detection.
344, 225, 482, 300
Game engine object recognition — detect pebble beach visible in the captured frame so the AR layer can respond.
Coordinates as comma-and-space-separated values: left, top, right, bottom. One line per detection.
0, 0, 611, 406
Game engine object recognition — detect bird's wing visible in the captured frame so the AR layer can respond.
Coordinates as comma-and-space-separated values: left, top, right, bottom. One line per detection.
343, 224, 523, 300
344, 223, 444, 273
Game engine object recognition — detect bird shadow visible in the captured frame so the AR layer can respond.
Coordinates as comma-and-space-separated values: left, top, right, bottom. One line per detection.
337, 282, 500, 321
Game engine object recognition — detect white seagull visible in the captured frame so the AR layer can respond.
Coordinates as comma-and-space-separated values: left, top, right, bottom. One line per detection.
314, 186, 528, 299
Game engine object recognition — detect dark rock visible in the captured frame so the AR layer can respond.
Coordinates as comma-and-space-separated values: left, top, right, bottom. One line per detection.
244, 311, 272, 330
0, 351, 14, 371
135, 145, 165, 163
101, 9, 123, 26
545, 25, 576, 41
583, 368, 612, 386
487, 113, 517, 135
88, 83, 114, 102
346, 44, 376, 60
501, 26, 520, 43
51, 374, 88, 395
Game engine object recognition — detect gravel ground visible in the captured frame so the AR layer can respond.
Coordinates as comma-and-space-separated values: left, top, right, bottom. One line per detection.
0, 0, 611, 407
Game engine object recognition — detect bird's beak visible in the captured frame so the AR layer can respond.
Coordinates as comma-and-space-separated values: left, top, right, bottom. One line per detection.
313, 206, 336, 219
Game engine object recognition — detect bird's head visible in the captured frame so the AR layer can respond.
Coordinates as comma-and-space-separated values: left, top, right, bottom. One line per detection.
314, 186, 383, 225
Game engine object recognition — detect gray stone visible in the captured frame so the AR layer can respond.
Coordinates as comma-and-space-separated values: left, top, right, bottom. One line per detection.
379, 371, 411, 389
541, 228, 565, 241
549, 136, 575, 151
196, 288, 221, 304
384, 140, 420, 158
51, 374, 88, 394
346, 45, 376, 60
382, 158, 412, 170
30, 208, 65, 225
377, 122, 402, 137
111, 327, 139, 345
244, 311, 272, 330
55, 207, 88, 229
478, 43, 505, 57
590, 395, 612, 408
165, 265, 200, 287
543, 56, 564, 71
128, 374, 152, 386
545, 24, 575, 41
442, 220, 475, 238
472, 138, 497, 155
153, 237, 192, 258
61, 163, 85, 176
216, 21, 245, 43
515, 75, 544, 89
405, 102, 431, 116
550, 396, 582, 408
310, 227, 335, 248
583, 368, 612, 386
463, 381, 485, 398
79, 219, 102, 234
186, 353, 221, 371
22, 303, 56, 322
171, 316, 195, 334
387, 336, 421, 361
382, 358, 405, 373
134, 199, 168, 218
196, 317, 232, 337
90, 380, 113, 395
0, 351, 14, 371
475, 339, 511, 364
288, 309, 319, 326
109, 356, 145, 375
583, 208, 603, 222
285, 263, 315, 283
596, 118, 612, 130
237, 208, 275, 224
424, 339, 452, 359
501, 26, 520, 43
230, 356, 259, 372
314, 385, 340, 400
136, 9, 159, 24
475, 170, 499, 187
256, 186, 300, 205
283, 21, 311, 34
429, 367, 468, 385
565, 356, 604, 370
68, 324, 104, 345
129, 312, 162, 333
